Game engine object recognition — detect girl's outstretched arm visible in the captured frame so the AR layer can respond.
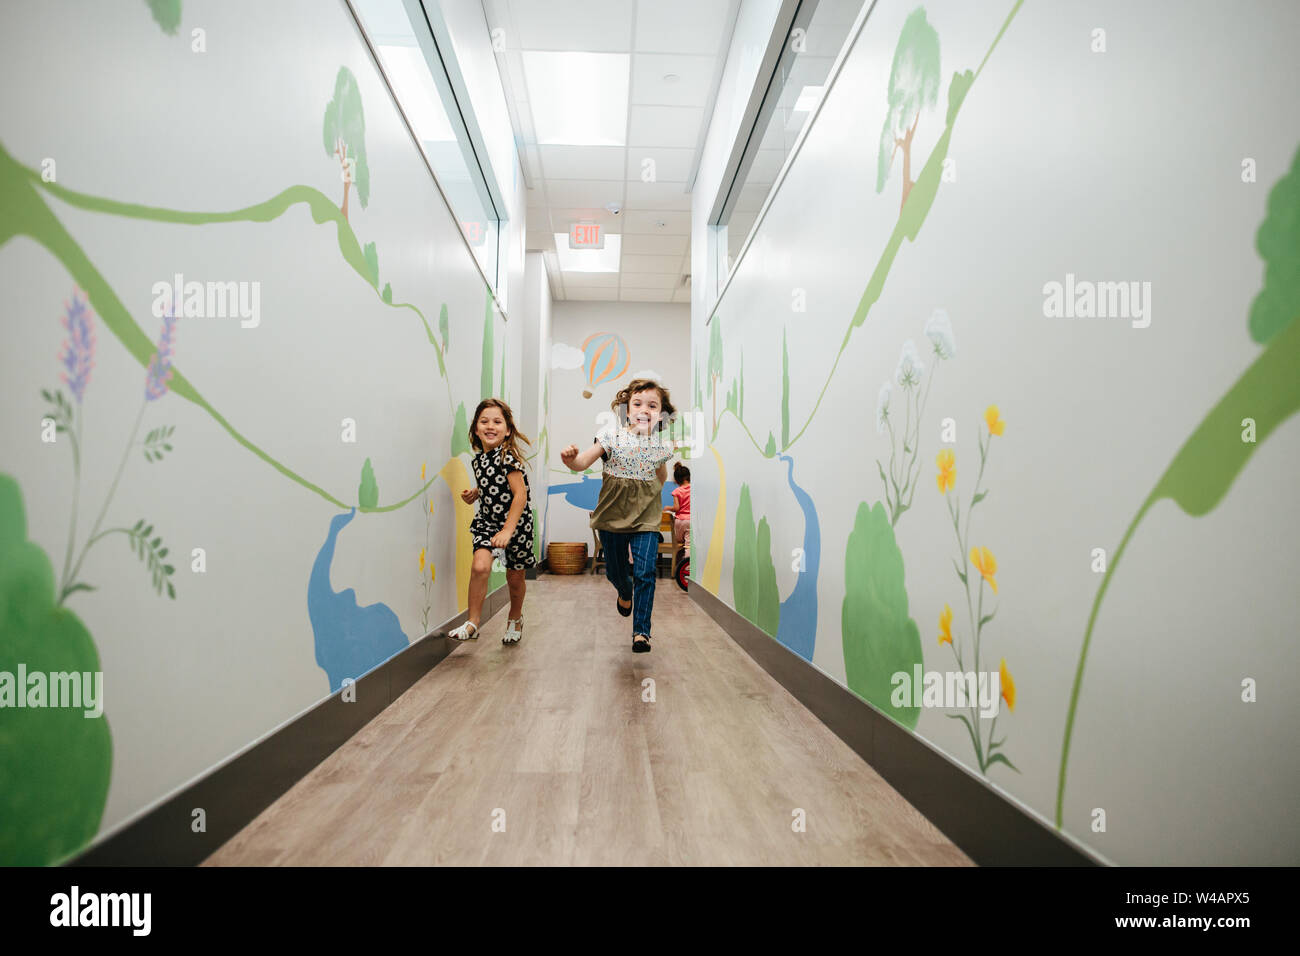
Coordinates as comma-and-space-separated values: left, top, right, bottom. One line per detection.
561, 441, 605, 472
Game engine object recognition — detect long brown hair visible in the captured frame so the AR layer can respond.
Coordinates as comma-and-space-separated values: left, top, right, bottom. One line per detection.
611, 378, 676, 433
469, 398, 531, 468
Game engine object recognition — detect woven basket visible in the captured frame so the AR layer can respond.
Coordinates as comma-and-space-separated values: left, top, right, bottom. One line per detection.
547, 542, 588, 574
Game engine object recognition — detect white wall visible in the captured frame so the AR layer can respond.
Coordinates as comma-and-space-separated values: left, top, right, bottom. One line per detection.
519, 252, 553, 555
546, 302, 690, 549
0, 0, 527, 864
685, 0, 1300, 865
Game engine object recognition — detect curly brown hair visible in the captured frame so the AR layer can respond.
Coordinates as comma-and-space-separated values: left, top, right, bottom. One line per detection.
469, 398, 531, 467
611, 378, 676, 432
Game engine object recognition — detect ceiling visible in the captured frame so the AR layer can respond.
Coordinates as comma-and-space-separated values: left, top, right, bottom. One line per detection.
483, 0, 741, 303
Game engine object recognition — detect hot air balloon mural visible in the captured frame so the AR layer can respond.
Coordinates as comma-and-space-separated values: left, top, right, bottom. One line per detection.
581, 332, 630, 398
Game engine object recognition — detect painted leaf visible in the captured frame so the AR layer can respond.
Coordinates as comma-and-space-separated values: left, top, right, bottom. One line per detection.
144, 0, 181, 35
439, 303, 449, 352
452, 402, 470, 457
842, 500, 924, 730
363, 241, 379, 287
1248, 144, 1300, 344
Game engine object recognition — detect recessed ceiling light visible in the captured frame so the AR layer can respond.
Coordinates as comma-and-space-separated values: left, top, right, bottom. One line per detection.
663, 72, 680, 83
523, 52, 629, 146
554, 233, 622, 273
654, 219, 666, 228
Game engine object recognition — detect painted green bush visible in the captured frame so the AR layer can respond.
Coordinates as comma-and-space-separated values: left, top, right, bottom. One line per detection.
733, 485, 757, 620
733, 484, 781, 637
842, 500, 923, 729
0, 474, 112, 865
754, 517, 780, 636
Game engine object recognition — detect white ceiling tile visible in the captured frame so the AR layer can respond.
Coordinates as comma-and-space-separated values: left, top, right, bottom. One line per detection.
620, 233, 688, 256
623, 179, 692, 211
538, 145, 627, 180
508, 0, 634, 52
628, 105, 704, 148
544, 180, 626, 208
631, 54, 715, 107
624, 146, 695, 183
619, 288, 674, 302
550, 207, 620, 228
620, 273, 681, 290
525, 231, 553, 251
622, 254, 684, 273
635, 0, 731, 55
671, 287, 691, 303
622, 209, 690, 234
562, 272, 620, 289
566, 288, 620, 301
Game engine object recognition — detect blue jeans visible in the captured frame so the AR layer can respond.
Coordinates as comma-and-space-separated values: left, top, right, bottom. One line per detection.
599, 529, 659, 638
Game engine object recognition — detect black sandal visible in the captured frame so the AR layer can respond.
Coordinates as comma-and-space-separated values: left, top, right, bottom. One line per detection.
616, 595, 632, 617
632, 633, 651, 653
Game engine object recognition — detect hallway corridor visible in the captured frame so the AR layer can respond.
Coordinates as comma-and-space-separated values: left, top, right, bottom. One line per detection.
205, 575, 970, 866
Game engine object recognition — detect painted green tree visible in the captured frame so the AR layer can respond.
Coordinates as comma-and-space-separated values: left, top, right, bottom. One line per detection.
876, 8, 941, 212
323, 66, 370, 222
733, 484, 780, 637
144, 0, 181, 34
707, 318, 723, 434
842, 501, 924, 729
452, 402, 470, 457
481, 296, 494, 401
358, 458, 378, 509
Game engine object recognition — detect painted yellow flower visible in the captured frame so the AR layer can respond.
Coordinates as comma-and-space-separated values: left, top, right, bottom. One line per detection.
421, 461, 427, 480
970, 546, 998, 593
938, 604, 953, 645
1000, 658, 1015, 712
419, 547, 426, 572
936, 449, 955, 493
430, 500, 435, 515
985, 405, 1005, 436
430, 562, 436, 582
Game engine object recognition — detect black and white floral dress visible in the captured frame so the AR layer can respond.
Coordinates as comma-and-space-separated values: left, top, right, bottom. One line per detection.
469, 447, 536, 569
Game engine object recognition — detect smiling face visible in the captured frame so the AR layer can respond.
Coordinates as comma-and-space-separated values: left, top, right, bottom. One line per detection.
476, 405, 508, 449
626, 388, 663, 435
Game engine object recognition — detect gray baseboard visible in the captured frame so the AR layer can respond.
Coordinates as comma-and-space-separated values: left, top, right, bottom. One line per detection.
687, 583, 1097, 867
69, 585, 511, 867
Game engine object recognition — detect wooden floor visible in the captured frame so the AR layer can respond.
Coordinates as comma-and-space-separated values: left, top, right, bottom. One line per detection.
204, 573, 972, 866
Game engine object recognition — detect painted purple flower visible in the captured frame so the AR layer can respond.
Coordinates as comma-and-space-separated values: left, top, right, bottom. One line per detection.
145, 308, 178, 401
58, 291, 96, 403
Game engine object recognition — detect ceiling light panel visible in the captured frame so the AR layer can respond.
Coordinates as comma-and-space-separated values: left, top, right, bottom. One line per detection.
523, 52, 629, 146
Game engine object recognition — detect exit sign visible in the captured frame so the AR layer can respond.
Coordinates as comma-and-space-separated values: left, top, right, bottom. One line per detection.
569, 221, 604, 249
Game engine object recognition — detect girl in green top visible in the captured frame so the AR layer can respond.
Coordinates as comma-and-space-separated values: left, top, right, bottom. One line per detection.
561, 378, 677, 652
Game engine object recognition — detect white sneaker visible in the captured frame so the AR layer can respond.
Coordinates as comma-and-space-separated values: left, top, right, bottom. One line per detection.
447, 620, 479, 642
503, 617, 523, 644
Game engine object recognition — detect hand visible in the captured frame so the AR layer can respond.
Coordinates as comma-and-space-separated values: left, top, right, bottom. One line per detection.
560, 444, 580, 467
460, 487, 479, 504
491, 528, 513, 549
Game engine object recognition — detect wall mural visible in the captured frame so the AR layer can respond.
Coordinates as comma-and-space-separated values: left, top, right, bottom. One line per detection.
1, 2, 515, 865
691, 0, 1299, 865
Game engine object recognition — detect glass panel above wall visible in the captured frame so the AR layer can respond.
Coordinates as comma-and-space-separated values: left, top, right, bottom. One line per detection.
714, 0, 867, 283
353, 0, 502, 289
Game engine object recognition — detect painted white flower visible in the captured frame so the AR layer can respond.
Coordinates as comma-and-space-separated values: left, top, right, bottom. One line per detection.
895, 339, 925, 389
876, 381, 892, 433
925, 308, 956, 360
